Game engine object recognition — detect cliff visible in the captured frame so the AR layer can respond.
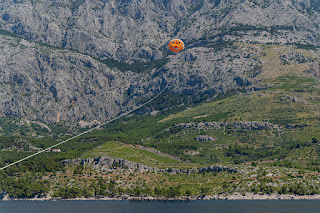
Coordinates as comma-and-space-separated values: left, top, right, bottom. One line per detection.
0, 0, 319, 123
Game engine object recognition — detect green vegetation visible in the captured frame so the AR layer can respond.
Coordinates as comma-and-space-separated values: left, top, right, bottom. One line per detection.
0, 44, 320, 199
0, 29, 23, 39
0, 173, 49, 198
100, 57, 169, 73
83, 141, 195, 169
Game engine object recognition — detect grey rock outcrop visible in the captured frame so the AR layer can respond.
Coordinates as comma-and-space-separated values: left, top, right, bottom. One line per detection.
280, 94, 308, 105
61, 157, 155, 172
61, 157, 240, 174
198, 165, 238, 174
307, 62, 320, 79
229, 121, 279, 130
195, 135, 214, 141
286, 124, 308, 129
175, 121, 279, 131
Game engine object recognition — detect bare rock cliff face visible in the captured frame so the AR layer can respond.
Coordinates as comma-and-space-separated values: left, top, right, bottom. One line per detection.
0, 36, 136, 123
61, 157, 240, 174
0, 34, 260, 123
0, 0, 319, 123
1, 0, 320, 61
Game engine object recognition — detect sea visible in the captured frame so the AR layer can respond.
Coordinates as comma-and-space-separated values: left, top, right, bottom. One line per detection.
0, 200, 319, 213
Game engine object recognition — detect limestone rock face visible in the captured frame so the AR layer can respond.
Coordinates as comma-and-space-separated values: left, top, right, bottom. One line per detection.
0, 36, 136, 123
0, 0, 319, 123
1, 0, 320, 60
175, 121, 279, 131
61, 157, 155, 172
61, 157, 240, 174
0, 35, 261, 123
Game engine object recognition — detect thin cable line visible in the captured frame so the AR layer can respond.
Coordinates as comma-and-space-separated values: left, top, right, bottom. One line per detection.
0, 83, 168, 171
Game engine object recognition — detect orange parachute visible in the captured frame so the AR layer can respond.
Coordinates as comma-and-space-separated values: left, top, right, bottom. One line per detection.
168, 39, 185, 52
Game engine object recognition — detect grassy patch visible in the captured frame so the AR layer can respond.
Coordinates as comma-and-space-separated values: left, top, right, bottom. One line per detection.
83, 141, 196, 169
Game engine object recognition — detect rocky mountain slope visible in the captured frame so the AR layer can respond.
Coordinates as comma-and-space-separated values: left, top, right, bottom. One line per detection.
1, 0, 320, 60
0, 0, 320, 124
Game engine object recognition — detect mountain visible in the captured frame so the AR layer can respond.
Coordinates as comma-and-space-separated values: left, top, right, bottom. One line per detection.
2, 0, 320, 60
1, 44, 320, 199
0, 0, 319, 124
1, 0, 320, 200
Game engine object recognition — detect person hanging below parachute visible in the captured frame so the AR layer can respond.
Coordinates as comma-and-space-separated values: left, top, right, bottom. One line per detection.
168, 39, 185, 52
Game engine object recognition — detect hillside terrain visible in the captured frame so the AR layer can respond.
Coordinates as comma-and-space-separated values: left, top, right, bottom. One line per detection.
0, 0, 320, 123
0, 0, 320, 200
1, 43, 320, 199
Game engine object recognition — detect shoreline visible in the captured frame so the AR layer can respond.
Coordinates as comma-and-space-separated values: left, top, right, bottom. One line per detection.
3, 193, 320, 201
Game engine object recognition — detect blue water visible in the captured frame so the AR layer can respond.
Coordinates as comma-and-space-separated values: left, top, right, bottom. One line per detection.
0, 200, 319, 213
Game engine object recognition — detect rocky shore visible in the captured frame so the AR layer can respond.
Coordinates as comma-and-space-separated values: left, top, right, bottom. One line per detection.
3, 193, 320, 201
203, 193, 320, 200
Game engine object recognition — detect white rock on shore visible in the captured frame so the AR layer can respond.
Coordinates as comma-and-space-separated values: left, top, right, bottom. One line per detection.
209, 193, 320, 200
4, 193, 320, 201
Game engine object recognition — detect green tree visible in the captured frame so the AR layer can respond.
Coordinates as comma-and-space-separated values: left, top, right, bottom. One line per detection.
185, 189, 192, 196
